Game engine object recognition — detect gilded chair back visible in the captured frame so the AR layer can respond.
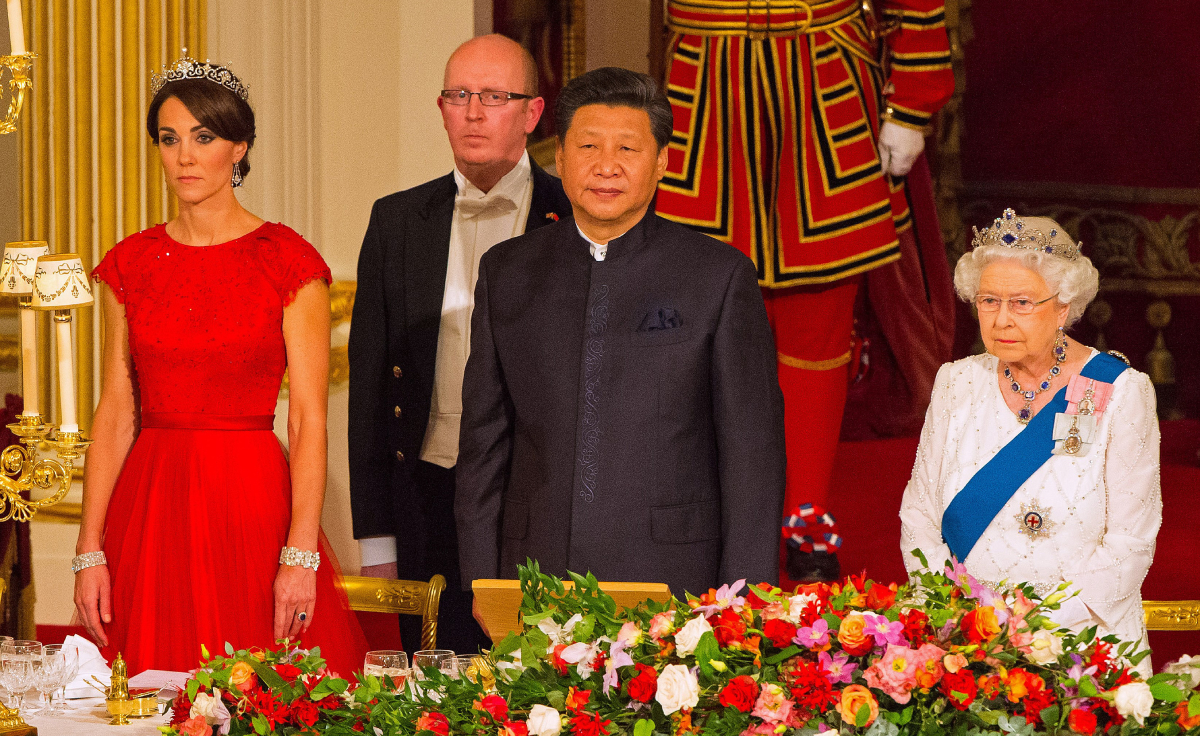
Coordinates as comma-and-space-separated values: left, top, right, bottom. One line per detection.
1143, 600, 1200, 631
339, 574, 447, 651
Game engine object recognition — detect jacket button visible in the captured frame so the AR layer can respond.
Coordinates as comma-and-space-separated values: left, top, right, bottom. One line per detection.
393, 366, 402, 378
395, 450, 405, 462
394, 406, 402, 418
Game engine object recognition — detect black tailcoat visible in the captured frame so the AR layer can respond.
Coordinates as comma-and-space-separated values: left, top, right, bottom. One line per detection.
347, 162, 571, 581
455, 208, 786, 598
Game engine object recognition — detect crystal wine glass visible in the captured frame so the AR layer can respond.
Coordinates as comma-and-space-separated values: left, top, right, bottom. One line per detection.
53, 644, 79, 713
32, 645, 64, 714
412, 649, 454, 680
0, 641, 42, 715
362, 650, 409, 691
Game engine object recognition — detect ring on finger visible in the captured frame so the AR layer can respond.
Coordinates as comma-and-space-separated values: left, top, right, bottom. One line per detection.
297, 611, 307, 622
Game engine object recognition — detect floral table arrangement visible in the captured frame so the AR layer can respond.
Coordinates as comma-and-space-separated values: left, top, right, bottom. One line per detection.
165, 554, 1200, 736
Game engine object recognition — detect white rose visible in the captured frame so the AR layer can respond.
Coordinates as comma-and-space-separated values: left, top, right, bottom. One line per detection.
1165, 654, 1200, 690
655, 664, 700, 716
527, 704, 563, 736
1113, 682, 1154, 726
673, 616, 712, 657
190, 690, 223, 723
1025, 630, 1064, 665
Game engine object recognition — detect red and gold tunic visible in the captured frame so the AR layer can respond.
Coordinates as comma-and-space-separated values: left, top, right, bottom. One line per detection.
656, 0, 954, 287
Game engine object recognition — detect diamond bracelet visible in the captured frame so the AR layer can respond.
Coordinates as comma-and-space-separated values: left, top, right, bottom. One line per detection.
71, 551, 108, 574
279, 546, 320, 571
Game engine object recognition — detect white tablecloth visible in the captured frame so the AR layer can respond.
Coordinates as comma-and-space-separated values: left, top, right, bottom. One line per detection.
24, 698, 168, 736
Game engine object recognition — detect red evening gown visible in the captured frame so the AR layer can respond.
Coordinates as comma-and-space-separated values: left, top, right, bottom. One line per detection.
91, 222, 369, 677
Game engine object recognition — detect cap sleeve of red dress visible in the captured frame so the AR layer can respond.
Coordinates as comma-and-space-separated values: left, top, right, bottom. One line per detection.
255, 223, 332, 306
92, 236, 131, 304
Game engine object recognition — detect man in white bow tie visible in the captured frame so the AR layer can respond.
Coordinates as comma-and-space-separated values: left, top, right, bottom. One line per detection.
348, 33, 571, 655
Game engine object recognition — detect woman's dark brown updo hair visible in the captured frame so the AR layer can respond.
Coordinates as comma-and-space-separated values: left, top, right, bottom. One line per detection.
146, 78, 256, 178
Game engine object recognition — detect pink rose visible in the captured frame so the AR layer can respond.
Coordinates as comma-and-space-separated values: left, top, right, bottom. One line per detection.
750, 683, 794, 724
617, 622, 643, 647
180, 716, 212, 736
648, 612, 675, 641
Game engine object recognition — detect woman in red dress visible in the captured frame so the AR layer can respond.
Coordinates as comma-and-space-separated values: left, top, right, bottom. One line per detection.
71, 56, 368, 676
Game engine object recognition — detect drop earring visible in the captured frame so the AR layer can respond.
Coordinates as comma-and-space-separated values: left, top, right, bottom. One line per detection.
231, 160, 243, 188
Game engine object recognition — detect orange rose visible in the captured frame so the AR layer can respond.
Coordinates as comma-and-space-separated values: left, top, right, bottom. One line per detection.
837, 612, 873, 656
1176, 701, 1200, 730
229, 661, 257, 693
180, 716, 212, 736
838, 685, 879, 727
1004, 668, 1044, 703
960, 607, 1001, 644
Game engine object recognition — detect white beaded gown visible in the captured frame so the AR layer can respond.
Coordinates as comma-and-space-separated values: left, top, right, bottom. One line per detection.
899, 350, 1161, 658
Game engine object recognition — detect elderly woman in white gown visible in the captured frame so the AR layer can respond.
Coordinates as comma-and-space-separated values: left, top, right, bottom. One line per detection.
899, 209, 1161, 657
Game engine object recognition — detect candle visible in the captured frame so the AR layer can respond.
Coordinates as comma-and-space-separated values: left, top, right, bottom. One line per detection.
6, 0, 23, 55
19, 305, 36, 416
54, 316, 77, 433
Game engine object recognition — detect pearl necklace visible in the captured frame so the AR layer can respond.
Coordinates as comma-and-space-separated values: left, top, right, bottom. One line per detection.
1003, 333, 1067, 424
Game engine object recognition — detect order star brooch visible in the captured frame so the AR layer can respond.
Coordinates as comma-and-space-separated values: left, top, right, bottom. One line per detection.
1015, 500, 1056, 540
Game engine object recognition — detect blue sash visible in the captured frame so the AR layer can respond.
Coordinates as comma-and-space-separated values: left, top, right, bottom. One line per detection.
941, 352, 1129, 562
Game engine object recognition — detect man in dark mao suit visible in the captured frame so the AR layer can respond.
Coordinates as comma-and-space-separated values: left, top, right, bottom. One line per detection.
455, 67, 786, 616
348, 34, 572, 654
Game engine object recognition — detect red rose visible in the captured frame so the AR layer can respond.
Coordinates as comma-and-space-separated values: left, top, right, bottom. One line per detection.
1069, 708, 1098, 735
502, 721, 531, 736
710, 608, 748, 648
352, 721, 366, 732
900, 609, 930, 646
551, 644, 571, 676
290, 698, 320, 727
475, 694, 509, 723
569, 712, 611, 736
272, 663, 303, 682
939, 669, 977, 710
625, 663, 658, 703
718, 675, 759, 712
865, 582, 897, 611
416, 711, 451, 736
762, 619, 798, 649
746, 582, 774, 610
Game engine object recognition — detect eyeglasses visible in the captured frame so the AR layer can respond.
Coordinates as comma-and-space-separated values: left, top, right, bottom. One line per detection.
440, 89, 533, 106
974, 294, 1058, 315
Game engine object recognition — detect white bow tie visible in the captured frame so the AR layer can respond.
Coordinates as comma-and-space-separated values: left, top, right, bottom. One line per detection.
456, 192, 518, 219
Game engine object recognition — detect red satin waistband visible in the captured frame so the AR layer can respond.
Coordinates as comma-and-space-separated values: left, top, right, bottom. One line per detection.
140, 412, 275, 430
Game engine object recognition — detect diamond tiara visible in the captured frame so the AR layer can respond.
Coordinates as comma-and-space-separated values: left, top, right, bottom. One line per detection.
970, 209, 1081, 261
150, 49, 249, 102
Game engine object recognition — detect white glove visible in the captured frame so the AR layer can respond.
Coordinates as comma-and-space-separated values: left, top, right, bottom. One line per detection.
877, 120, 926, 177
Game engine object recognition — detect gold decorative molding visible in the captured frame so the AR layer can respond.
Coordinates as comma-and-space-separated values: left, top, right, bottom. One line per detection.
1143, 600, 1200, 631
961, 201, 1200, 297
27, 500, 80, 524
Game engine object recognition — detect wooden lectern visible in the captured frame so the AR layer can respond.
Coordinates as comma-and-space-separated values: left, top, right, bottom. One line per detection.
472, 579, 673, 643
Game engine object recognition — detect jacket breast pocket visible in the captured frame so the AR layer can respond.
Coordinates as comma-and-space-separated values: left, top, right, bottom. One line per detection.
632, 325, 694, 347
501, 500, 529, 540
650, 500, 721, 544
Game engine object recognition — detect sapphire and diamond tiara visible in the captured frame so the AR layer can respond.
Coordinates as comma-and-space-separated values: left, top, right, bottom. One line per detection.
970, 209, 1081, 261
150, 49, 249, 102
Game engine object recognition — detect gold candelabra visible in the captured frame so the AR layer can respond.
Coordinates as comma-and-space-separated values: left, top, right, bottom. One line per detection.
0, 412, 91, 523
0, 52, 34, 136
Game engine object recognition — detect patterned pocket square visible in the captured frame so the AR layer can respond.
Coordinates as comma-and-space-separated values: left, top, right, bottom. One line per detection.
638, 307, 682, 332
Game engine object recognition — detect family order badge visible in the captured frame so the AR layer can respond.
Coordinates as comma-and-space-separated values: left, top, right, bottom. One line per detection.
1015, 500, 1055, 540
